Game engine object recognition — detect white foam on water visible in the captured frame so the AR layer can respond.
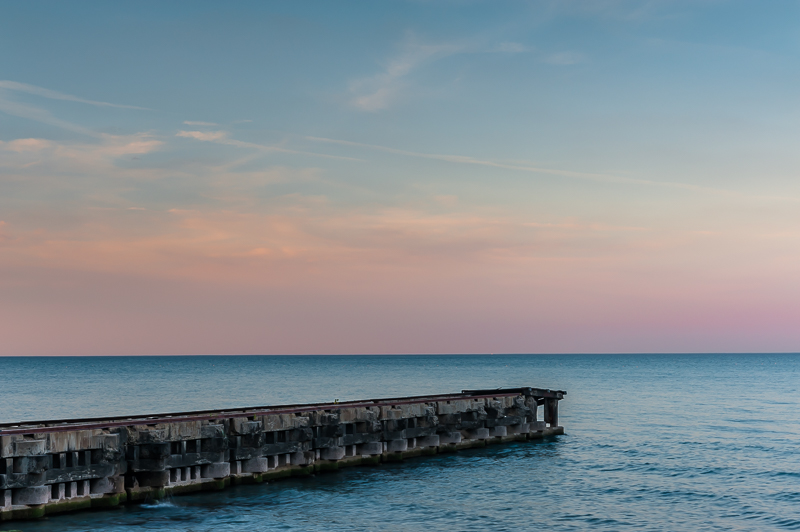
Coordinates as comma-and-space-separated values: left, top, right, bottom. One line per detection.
141, 500, 178, 509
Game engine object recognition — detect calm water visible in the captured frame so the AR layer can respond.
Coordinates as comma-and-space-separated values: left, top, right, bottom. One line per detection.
1, 353, 799, 531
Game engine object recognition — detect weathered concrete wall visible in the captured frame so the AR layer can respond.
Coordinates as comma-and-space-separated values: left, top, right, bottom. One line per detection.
0, 387, 565, 521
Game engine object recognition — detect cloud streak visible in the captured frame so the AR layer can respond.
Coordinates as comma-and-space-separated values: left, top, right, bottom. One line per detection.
176, 130, 363, 162
304, 135, 797, 200
0, 81, 149, 137
0, 80, 149, 110
0, 97, 100, 137
348, 35, 466, 111
347, 32, 577, 111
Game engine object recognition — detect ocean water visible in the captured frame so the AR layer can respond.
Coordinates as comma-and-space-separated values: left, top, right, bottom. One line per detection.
1, 353, 799, 531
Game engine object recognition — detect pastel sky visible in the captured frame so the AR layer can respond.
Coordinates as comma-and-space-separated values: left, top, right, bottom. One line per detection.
1, 1, 799, 356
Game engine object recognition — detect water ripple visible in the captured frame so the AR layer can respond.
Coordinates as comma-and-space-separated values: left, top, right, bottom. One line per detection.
2, 353, 800, 531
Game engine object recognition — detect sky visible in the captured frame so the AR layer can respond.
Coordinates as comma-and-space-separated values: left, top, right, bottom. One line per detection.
1, 0, 799, 356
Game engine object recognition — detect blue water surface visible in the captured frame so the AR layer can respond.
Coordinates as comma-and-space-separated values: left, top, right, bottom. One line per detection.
1, 353, 799, 531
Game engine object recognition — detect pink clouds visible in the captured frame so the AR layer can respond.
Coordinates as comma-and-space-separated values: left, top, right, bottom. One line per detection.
176, 130, 228, 142
1, 127, 799, 356
0, 138, 54, 152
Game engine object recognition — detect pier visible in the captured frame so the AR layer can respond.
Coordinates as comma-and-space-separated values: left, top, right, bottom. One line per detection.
0, 387, 565, 521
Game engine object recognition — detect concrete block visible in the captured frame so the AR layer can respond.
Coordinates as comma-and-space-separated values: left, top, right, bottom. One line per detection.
509, 423, 530, 434
13, 455, 49, 474
2, 489, 11, 509
465, 428, 490, 440
201, 462, 230, 479
487, 400, 502, 411
416, 435, 440, 448
231, 419, 261, 435
13, 440, 46, 457
531, 421, 546, 431
242, 457, 270, 473
166, 421, 202, 441
339, 408, 358, 422
200, 424, 225, 439
489, 426, 507, 437
104, 433, 121, 451
290, 451, 314, 466
439, 432, 462, 444
0, 436, 15, 458
12, 486, 50, 505
357, 442, 383, 456
380, 407, 402, 420
48, 431, 98, 453
355, 409, 378, 423
399, 404, 423, 418
436, 402, 457, 415
279, 414, 295, 428
261, 415, 283, 431
320, 447, 345, 461
135, 429, 167, 443
387, 439, 408, 453
452, 400, 469, 413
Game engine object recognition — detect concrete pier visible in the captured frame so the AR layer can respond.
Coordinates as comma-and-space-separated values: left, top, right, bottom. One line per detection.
0, 387, 565, 521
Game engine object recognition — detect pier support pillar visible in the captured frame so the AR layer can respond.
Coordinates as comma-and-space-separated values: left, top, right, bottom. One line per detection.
387, 439, 408, 453
509, 423, 530, 434
242, 457, 270, 473
357, 442, 383, 456
320, 447, 345, 461
439, 432, 461, 444
544, 398, 559, 427
416, 435, 439, 448
465, 428, 489, 440
489, 427, 507, 437
12, 486, 50, 506
201, 462, 230, 479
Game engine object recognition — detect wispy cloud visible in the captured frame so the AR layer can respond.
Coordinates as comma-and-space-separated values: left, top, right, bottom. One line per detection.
0, 96, 99, 137
0, 80, 149, 136
0, 80, 149, 110
304, 135, 796, 200
183, 120, 218, 126
0, 134, 163, 174
0, 138, 53, 153
176, 130, 362, 162
177, 130, 228, 142
348, 33, 567, 111
348, 35, 465, 111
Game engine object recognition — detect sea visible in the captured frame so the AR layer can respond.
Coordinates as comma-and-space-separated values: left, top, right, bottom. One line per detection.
1, 353, 799, 531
